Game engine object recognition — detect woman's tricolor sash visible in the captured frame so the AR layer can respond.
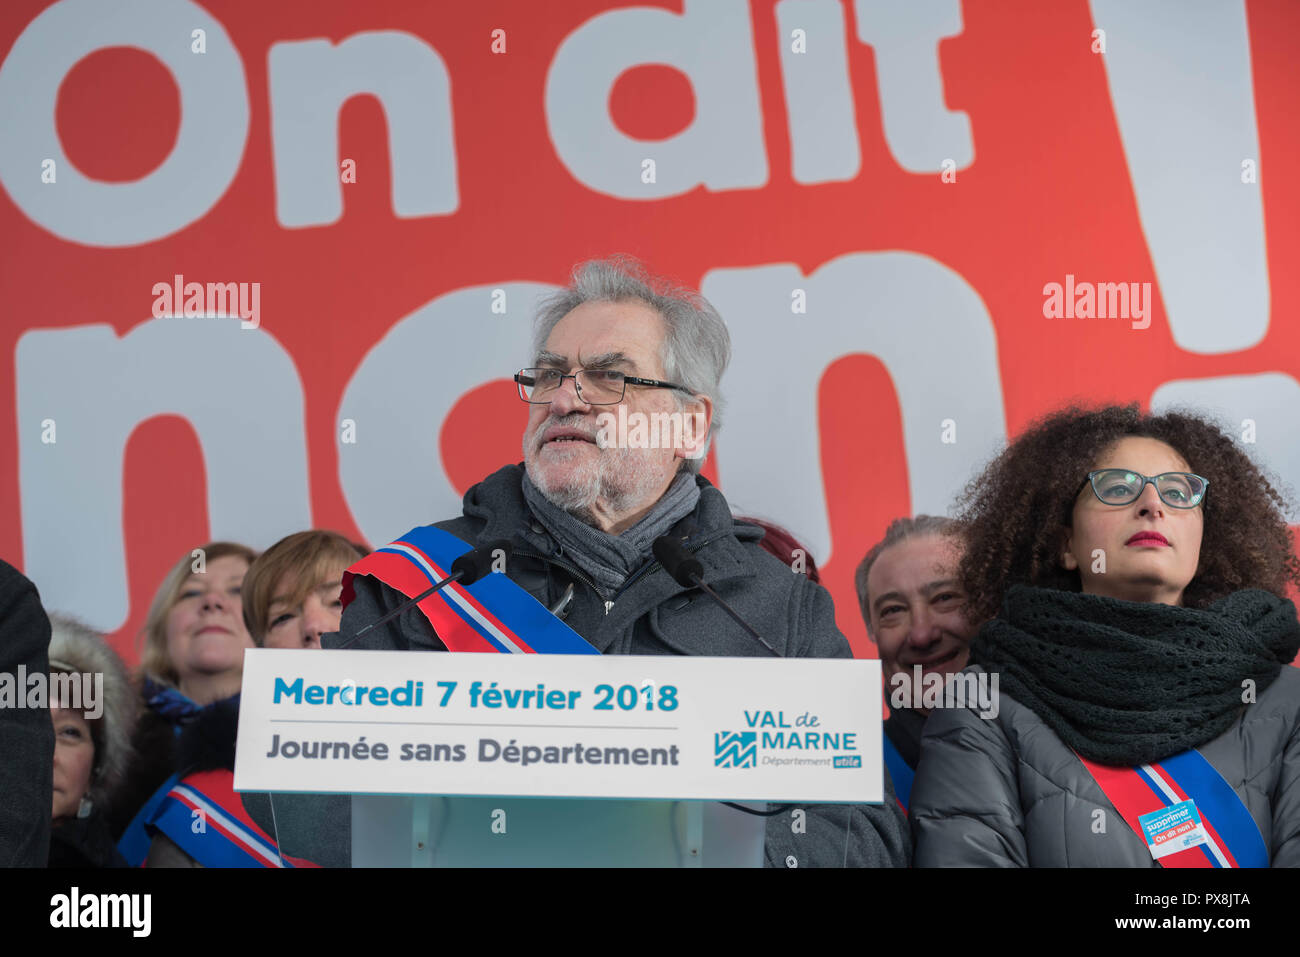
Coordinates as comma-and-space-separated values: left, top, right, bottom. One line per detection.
1075, 749, 1269, 868
147, 768, 317, 868
118, 770, 182, 866
342, 525, 599, 655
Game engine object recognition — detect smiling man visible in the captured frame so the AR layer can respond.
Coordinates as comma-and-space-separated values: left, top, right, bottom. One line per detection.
855, 516, 979, 812
331, 257, 910, 867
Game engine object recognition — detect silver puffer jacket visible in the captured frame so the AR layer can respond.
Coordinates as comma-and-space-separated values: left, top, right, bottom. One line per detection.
910, 664, 1300, 867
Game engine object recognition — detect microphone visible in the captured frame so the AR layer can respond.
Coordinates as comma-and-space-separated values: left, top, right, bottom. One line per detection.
652, 537, 781, 657
448, 539, 511, 585
336, 539, 512, 649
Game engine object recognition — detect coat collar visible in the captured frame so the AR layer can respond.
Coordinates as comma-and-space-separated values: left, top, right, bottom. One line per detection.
460, 463, 761, 591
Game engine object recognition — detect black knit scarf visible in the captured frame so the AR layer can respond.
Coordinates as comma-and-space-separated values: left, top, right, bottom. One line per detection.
971, 584, 1300, 766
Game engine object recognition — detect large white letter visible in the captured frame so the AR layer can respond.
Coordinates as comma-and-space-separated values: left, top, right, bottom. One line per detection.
1090, 0, 1267, 353
0, 0, 248, 247
853, 0, 973, 173
269, 31, 458, 228
703, 254, 1005, 561
545, 0, 766, 199
337, 283, 557, 547
775, 0, 861, 184
1152, 373, 1300, 521
17, 321, 311, 630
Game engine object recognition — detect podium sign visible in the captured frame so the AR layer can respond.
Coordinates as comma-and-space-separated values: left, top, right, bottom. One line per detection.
234, 650, 882, 803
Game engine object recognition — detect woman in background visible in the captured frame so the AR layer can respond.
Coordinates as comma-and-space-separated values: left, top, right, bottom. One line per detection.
241, 530, 367, 649
48, 614, 137, 867
119, 536, 353, 866
111, 542, 259, 864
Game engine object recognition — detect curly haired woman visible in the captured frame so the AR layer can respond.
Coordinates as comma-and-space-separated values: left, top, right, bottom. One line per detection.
910, 404, 1300, 867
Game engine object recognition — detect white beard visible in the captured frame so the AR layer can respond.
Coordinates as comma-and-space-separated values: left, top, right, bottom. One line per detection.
523, 416, 671, 523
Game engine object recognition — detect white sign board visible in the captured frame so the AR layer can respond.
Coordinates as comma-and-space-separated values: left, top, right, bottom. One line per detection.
234, 650, 882, 803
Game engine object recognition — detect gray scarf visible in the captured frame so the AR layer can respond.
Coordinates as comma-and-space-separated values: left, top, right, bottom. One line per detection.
521, 470, 701, 596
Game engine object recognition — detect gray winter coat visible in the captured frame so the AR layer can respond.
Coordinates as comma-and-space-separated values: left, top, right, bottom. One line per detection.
328, 464, 910, 867
910, 663, 1300, 867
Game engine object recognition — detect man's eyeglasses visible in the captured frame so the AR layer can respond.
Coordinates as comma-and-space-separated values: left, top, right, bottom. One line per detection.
514, 368, 693, 405
1080, 469, 1209, 509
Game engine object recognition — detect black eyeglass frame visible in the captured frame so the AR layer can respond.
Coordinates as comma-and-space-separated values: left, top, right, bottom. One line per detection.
1078, 468, 1209, 510
513, 368, 696, 405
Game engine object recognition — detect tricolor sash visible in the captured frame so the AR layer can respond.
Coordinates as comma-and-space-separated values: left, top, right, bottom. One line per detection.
1076, 749, 1269, 868
343, 525, 599, 655
882, 733, 914, 814
118, 770, 182, 866
147, 768, 317, 868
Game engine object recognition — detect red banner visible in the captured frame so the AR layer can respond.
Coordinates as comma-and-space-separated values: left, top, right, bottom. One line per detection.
2, 0, 1298, 663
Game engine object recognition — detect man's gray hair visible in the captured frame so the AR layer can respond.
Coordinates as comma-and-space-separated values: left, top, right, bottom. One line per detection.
854, 515, 961, 634
532, 256, 730, 471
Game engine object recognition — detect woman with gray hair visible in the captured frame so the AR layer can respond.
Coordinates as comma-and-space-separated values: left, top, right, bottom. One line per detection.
48, 614, 138, 867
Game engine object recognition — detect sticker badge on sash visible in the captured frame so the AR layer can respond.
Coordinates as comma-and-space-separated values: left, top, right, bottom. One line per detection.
1137, 800, 1208, 860
1076, 749, 1269, 868
343, 525, 600, 656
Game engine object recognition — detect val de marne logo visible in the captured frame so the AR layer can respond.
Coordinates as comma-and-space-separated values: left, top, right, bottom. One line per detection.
714, 731, 757, 768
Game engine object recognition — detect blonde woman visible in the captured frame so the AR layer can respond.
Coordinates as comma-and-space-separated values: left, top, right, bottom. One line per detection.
111, 543, 256, 860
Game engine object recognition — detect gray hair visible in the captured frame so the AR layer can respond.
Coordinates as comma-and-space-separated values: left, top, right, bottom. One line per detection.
532, 256, 730, 471
854, 515, 961, 634
47, 614, 139, 809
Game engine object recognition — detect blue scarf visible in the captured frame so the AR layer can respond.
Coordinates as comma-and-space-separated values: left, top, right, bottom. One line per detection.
142, 677, 205, 726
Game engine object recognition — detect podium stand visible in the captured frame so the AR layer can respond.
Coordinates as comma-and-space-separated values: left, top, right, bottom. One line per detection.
262, 792, 767, 867
237, 649, 884, 868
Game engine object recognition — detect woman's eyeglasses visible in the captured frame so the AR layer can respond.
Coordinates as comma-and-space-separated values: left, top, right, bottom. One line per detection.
1081, 469, 1208, 509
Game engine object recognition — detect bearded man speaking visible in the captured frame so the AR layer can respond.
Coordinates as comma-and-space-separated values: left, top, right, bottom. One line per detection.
330, 257, 909, 867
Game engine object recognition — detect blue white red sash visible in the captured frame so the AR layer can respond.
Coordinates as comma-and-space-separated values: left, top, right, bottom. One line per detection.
148, 768, 317, 868
882, 733, 914, 814
118, 770, 182, 867
1076, 749, 1269, 868
342, 525, 599, 655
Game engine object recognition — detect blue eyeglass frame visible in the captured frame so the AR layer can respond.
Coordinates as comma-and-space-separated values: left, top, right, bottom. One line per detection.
1080, 469, 1209, 509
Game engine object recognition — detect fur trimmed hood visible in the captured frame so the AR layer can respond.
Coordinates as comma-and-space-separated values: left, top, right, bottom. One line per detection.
47, 614, 138, 806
